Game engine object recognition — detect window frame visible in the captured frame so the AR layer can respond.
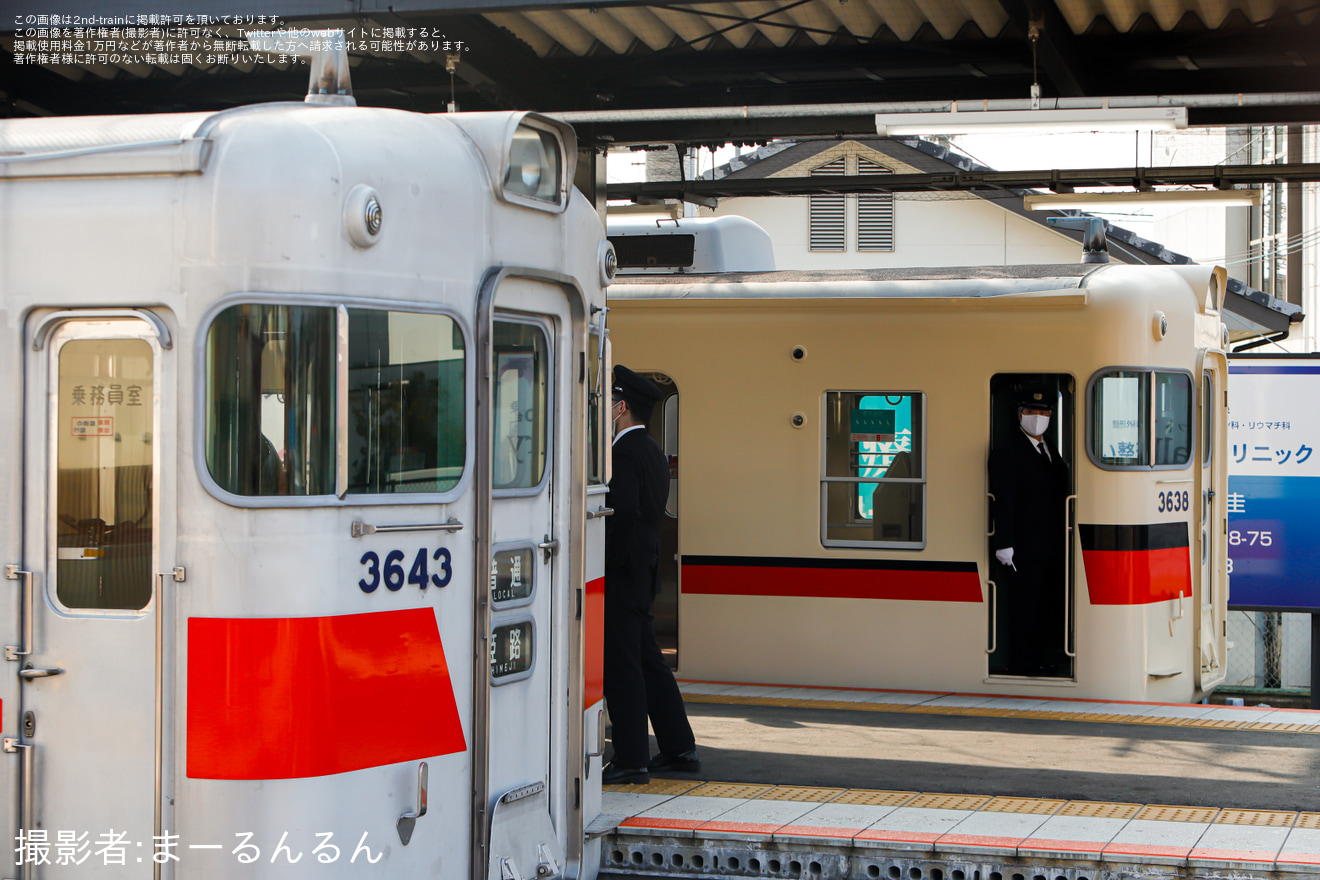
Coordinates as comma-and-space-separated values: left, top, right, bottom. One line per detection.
490, 315, 554, 498
195, 292, 473, 508
1085, 366, 1196, 472
819, 389, 928, 550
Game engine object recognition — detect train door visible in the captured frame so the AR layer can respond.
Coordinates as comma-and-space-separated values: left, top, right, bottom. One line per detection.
486, 279, 572, 878
988, 373, 1075, 680
641, 374, 679, 669
1197, 352, 1228, 688
20, 314, 171, 876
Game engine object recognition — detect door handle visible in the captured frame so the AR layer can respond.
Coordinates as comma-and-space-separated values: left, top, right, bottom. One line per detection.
538, 536, 560, 563
18, 667, 63, 680
396, 762, 428, 845
586, 507, 614, 520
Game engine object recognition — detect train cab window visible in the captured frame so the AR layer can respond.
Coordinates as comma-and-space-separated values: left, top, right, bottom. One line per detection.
205, 303, 466, 499
1089, 369, 1193, 469
206, 304, 337, 496
1202, 374, 1213, 465
493, 321, 549, 490
346, 309, 465, 494
822, 391, 925, 548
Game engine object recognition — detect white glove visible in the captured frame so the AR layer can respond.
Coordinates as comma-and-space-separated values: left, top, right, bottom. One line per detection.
995, 547, 1016, 569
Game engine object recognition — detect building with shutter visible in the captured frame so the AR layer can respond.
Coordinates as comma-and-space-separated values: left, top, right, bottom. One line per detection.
693, 137, 1095, 270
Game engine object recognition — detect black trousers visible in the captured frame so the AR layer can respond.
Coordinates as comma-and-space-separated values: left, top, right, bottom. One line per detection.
603, 594, 696, 769
1003, 555, 1068, 675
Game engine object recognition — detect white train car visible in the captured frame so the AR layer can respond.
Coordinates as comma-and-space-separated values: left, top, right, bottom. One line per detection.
0, 73, 614, 880
607, 219, 1229, 703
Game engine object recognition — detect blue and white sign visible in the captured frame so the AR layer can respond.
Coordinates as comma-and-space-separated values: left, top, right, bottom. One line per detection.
1227, 357, 1320, 611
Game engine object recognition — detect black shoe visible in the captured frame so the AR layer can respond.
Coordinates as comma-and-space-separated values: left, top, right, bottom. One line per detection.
649, 749, 701, 773
602, 763, 650, 785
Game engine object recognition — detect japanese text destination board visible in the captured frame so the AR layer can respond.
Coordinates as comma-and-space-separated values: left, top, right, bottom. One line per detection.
1227, 356, 1320, 610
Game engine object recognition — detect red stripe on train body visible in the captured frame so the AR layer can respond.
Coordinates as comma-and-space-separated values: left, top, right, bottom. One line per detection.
187, 608, 466, 780
682, 559, 983, 603
1082, 547, 1193, 605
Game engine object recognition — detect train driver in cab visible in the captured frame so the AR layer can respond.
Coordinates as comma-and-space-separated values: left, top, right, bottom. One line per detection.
989, 391, 1071, 677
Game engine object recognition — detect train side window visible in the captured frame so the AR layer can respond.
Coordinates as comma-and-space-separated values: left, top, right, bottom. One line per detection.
1154, 372, 1193, 466
346, 309, 465, 494
1088, 369, 1192, 469
822, 391, 925, 549
206, 304, 337, 496
493, 321, 549, 490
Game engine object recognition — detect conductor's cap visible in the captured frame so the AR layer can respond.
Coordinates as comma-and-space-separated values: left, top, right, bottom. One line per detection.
1017, 390, 1054, 412
613, 365, 663, 417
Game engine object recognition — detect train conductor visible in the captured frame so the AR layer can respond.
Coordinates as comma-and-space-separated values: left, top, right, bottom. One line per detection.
989, 390, 1071, 677
602, 366, 699, 785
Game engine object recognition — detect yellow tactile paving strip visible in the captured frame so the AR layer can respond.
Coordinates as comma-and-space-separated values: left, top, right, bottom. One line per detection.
1216, 809, 1299, 827
758, 786, 845, 803
682, 689, 1320, 733
909, 793, 992, 811
686, 781, 775, 799
1058, 801, 1142, 819
982, 796, 1066, 814
832, 790, 919, 807
1296, 813, 1320, 829
1135, 805, 1221, 823
603, 778, 702, 795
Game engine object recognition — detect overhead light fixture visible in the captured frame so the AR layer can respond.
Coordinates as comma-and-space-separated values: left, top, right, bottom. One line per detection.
875, 106, 1187, 135
1025, 190, 1261, 211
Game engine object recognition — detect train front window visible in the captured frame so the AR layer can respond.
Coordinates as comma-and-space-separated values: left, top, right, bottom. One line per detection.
206, 304, 336, 496
205, 303, 467, 500
822, 391, 925, 549
346, 309, 465, 494
1088, 369, 1193, 469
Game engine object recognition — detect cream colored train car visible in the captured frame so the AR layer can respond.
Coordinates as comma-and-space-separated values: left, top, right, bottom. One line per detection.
608, 254, 1229, 703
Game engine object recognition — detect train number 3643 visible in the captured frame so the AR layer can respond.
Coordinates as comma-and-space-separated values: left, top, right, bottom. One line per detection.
359, 548, 453, 593
1156, 490, 1190, 513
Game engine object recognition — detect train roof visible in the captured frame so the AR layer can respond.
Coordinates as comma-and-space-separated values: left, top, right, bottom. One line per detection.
609, 263, 1100, 300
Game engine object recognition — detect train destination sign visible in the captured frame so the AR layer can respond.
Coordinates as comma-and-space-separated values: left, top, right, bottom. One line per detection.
1226, 356, 1320, 611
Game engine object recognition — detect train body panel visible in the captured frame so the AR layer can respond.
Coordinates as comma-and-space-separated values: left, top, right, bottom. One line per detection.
608, 262, 1228, 703
0, 102, 610, 879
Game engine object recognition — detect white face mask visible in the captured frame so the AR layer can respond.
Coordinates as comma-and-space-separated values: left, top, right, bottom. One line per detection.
1020, 413, 1050, 438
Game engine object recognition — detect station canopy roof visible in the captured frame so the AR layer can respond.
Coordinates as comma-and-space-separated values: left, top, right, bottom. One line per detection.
6, 0, 1320, 142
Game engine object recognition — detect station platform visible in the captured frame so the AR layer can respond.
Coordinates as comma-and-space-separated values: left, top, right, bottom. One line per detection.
595, 681, 1320, 879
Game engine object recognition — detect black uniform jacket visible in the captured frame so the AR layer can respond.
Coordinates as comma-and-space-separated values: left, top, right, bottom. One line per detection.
606, 427, 670, 607
989, 429, 1070, 564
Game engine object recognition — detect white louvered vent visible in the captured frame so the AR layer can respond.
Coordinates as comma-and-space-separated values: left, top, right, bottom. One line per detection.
857, 157, 895, 252
809, 156, 846, 252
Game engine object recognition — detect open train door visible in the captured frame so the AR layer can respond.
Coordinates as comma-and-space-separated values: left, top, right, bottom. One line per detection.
17, 311, 175, 879
475, 270, 589, 880
1197, 348, 1229, 690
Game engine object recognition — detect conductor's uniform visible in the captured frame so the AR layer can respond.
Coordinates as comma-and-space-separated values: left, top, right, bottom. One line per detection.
604, 367, 696, 778
989, 400, 1070, 675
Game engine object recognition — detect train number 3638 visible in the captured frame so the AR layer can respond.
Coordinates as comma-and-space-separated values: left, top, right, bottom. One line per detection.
359, 548, 453, 593
1156, 490, 1190, 513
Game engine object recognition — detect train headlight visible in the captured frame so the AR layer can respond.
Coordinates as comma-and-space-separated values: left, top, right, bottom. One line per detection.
1153, 310, 1168, 341
504, 124, 561, 203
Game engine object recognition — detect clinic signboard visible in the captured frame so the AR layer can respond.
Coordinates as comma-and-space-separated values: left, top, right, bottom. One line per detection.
1226, 354, 1320, 611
